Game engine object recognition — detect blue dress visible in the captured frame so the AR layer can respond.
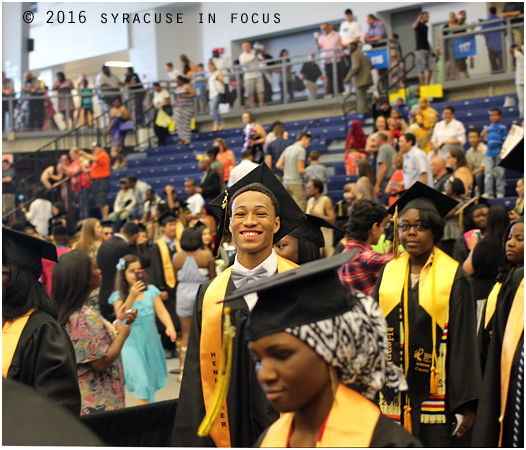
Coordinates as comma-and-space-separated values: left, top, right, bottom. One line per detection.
108, 285, 167, 402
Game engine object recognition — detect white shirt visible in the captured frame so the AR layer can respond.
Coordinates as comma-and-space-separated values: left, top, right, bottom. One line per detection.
187, 192, 205, 216
431, 118, 467, 156
239, 51, 262, 80
153, 88, 171, 109
167, 69, 182, 82
228, 159, 259, 187
403, 146, 433, 188
132, 180, 151, 206
26, 198, 53, 238
212, 56, 230, 83
514, 48, 524, 86
340, 20, 362, 46
113, 189, 137, 213
144, 196, 161, 218
231, 249, 278, 310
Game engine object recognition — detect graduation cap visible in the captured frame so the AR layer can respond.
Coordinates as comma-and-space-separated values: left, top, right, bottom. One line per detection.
289, 214, 342, 248
386, 182, 459, 258
223, 251, 356, 341
209, 163, 306, 257
23, 221, 37, 232
386, 181, 459, 218
157, 211, 177, 227
100, 220, 114, 228
136, 222, 147, 233
2, 226, 58, 279
499, 137, 524, 173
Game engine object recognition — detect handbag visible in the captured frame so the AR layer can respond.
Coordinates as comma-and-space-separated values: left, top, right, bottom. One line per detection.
155, 108, 172, 128
294, 75, 305, 92
162, 104, 173, 116
120, 121, 134, 131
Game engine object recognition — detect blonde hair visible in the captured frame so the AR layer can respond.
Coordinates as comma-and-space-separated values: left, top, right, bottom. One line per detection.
74, 218, 102, 256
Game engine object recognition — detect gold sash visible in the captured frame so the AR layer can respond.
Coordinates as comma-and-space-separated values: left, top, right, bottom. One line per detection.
378, 248, 457, 331
485, 282, 503, 330
260, 383, 380, 447
499, 278, 524, 447
2, 309, 36, 377
156, 237, 176, 289
200, 255, 297, 447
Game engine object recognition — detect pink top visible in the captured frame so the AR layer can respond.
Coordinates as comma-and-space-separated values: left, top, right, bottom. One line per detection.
318, 31, 342, 64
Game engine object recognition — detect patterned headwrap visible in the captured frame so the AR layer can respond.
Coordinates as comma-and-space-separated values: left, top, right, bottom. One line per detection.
284, 291, 407, 400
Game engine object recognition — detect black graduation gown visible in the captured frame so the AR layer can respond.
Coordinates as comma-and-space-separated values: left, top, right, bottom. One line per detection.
478, 267, 523, 374
373, 264, 482, 446
472, 268, 524, 447
3, 378, 104, 446
254, 412, 424, 447
171, 278, 278, 447
148, 242, 179, 342
6, 310, 81, 416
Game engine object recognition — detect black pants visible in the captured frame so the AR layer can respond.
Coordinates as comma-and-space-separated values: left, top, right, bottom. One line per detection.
132, 91, 146, 125
324, 61, 344, 95
279, 80, 294, 103
488, 49, 504, 73
155, 290, 179, 351
2, 99, 9, 131
29, 98, 44, 130
154, 124, 169, 147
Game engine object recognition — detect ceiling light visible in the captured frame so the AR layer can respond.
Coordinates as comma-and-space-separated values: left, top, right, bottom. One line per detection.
104, 61, 132, 68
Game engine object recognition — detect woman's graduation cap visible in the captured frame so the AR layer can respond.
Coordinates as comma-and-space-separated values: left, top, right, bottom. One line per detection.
2, 226, 58, 279
289, 214, 342, 249
498, 137, 524, 173
223, 251, 355, 341
208, 163, 306, 256
386, 182, 459, 258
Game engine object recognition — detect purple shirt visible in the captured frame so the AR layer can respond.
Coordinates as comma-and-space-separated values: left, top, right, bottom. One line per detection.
366, 20, 388, 40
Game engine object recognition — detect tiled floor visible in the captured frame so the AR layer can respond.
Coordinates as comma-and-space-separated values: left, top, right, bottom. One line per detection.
124, 355, 181, 407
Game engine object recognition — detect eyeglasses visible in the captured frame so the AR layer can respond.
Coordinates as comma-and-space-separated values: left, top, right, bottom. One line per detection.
398, 221, 430, 232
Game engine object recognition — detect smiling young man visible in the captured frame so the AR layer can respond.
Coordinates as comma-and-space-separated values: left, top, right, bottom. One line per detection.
171, 163, 306, 447
373, 182, 482, 447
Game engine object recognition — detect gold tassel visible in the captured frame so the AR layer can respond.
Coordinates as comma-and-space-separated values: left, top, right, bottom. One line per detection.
430, 367, 439, 396
459, 209, 464, 232
179, 207, 187, 227
197, 306, 236, 437
403, 398, 412, 434
393, 205, 400, 259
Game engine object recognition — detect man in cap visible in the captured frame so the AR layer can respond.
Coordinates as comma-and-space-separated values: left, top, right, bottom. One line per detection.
171, 163, 306, 447
97, 221, 150, 322
148, 212, 181, 358
373, 182, 481, 446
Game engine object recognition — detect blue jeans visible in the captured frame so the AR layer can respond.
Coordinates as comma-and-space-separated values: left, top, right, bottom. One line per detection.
80, 187, 90, 219
484, 155, 505, 197
210, 96, 223, 124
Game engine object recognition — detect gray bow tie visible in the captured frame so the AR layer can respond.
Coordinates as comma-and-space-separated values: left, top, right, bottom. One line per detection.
230, 266, 268, 289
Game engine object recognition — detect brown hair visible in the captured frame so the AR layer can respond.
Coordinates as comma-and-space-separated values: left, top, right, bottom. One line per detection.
180, 54, 190, 64
214, 138, 227, 152
75, 218, 102, 256
357, 159, 376, 185
115, 254, 141, 301
448, 147, 468, 169
393, 152, 404, 170
243, 111, 256, 123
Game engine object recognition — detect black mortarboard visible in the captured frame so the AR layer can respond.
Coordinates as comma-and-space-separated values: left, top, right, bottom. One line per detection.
289, 214, 342, 248
386, 181, 459, 218
209, 163, 306, 256
23, 221, 37, 232
223, 251, 356, 341
100, 220, 114, 228
137, 223, 147, 232
498, 137, 524, 173
157, 212, 177, 227
2, 226, 58, 279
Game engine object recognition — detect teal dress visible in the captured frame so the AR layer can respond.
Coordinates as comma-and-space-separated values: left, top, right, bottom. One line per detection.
108, 285, 167, 402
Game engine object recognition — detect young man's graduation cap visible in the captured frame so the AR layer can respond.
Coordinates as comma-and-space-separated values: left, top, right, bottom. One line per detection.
498, 137, 524, 173
386, 182, 459, 258
2, 226, 58, 279
223, 251, 356, 341
157, 211, 178, 227
137, 222, 147, 233
100, 220, 114, 228
289, 214, 342, 249
209, 163, 306, 256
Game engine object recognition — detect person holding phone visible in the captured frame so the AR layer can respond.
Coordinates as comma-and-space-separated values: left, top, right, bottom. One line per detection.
109, 254, 176, 405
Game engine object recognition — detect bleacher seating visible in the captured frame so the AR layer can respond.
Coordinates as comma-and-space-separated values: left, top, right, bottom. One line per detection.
106, 93, 521, 213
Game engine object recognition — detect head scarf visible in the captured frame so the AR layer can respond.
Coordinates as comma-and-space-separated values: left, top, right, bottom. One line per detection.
284, 291, 407, 400
347, 120, 367, 150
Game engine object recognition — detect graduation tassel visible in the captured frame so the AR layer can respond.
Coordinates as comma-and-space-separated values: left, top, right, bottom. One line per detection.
430, 366, 440, 396
402, 265, 412, 433
197, 307, 236, 438
459, 209, 464, 233
392, 205, 400, 259
403, 397, 412, 434
430, 258, 439, 396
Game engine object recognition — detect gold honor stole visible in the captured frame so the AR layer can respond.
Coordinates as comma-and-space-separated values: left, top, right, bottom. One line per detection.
200, 255, 298, 447
260, 383, 380, 447
378, 249, 457, 425
499, 278, 524, 447
156, 237, 176, 289
2, 309, 36, 377
485, 282, 503, 331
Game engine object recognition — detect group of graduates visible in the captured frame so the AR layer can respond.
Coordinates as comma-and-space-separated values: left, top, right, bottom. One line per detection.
2, 139, 524, 447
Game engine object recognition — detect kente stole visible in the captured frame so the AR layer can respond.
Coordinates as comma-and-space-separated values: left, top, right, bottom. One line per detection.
485, 282, 503, 331
200, 255, 297, 447
156, 237, 176, 288
260, 383, 380, 447
499, 278, 524, 447
2, 309, 36, 377
378, 249, 457, 426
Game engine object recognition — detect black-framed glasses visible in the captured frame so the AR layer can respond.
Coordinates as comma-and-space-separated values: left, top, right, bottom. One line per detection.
398, 221, 430, 232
